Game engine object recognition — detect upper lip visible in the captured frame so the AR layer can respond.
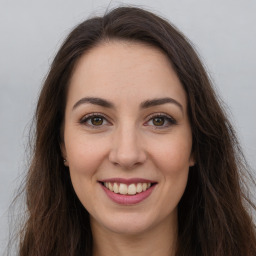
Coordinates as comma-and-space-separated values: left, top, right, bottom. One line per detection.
99, 178, 157, 185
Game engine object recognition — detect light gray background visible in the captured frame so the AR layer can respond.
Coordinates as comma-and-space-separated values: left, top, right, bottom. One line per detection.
1, 0, 255, 253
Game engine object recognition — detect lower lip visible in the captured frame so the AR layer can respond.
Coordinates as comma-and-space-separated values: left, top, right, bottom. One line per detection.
101, 184, 156, 205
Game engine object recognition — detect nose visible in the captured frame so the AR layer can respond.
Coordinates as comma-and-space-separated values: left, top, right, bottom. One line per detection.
108, 125, 147, 169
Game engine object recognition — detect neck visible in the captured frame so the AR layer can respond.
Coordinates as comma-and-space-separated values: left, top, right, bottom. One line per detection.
91, 214, 178, 256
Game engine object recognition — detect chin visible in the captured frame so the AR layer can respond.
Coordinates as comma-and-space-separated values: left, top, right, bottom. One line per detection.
91, 208, 176, 236
103, 218, 154, 235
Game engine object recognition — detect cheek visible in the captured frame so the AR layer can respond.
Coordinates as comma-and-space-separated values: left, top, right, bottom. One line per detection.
65, 132, 109, 177
149, 134, 192, 200
65, 136, 109, 211
151, 135, 192, 173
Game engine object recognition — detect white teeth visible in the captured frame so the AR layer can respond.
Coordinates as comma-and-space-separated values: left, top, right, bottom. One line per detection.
136, 183, 143, 193
119, 183, 128, 195
128, 184, 136, 195
109, 183, 113, 191
104, 182, 109, 189
103, 182, 153, 195
113, 183, 119, 193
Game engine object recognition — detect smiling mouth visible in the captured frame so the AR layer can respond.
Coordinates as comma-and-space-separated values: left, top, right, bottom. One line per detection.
100, 182, 156, 195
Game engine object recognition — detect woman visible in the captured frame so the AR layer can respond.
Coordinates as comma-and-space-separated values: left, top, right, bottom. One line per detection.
16, 6, 256, 256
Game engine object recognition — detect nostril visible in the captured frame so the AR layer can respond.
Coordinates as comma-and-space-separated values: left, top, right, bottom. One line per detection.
109, 151, 147, 169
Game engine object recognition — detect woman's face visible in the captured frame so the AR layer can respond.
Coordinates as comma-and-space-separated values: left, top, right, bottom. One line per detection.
62, 41, 194, 235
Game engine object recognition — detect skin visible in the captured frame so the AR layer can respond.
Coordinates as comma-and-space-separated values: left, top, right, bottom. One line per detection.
61, 41, 194, 256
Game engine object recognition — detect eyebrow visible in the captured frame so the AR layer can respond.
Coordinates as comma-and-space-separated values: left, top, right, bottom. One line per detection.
72, 96, 183, 112
72, 97, 114, 110
140, 97, 183, 112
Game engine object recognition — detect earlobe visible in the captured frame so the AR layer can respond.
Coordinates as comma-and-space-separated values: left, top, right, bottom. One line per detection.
189, 160, 195, 167
63, 158, 69, 167
189, 153, 196, 167
60, 142, 69, 167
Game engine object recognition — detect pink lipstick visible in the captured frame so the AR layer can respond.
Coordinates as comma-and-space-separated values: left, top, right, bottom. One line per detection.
99, 178, 157, 205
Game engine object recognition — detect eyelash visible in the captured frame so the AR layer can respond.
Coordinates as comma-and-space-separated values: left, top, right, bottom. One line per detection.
80, 113, 111, 128
144, 113, 177, 129
79, 112, 177, 129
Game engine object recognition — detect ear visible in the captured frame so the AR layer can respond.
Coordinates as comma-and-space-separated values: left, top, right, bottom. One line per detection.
189, 152, 196, 167
60, 142, 69, 167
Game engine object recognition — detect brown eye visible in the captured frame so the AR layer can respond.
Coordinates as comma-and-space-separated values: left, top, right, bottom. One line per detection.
80, 114, 109, 128
144, 114, 177, 129
91, 116, 104, 126
152, 117, 165, 126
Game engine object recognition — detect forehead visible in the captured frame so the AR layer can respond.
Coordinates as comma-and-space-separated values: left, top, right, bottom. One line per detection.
67, 40, 187, 109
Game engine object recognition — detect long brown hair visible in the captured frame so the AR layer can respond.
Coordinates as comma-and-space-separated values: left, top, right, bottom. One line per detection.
14, 6, 256, 256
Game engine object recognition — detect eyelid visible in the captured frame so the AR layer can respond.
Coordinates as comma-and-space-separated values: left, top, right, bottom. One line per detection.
144, 112, 177, 127
79, 112, 112, 127
79, 112, 176, 128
